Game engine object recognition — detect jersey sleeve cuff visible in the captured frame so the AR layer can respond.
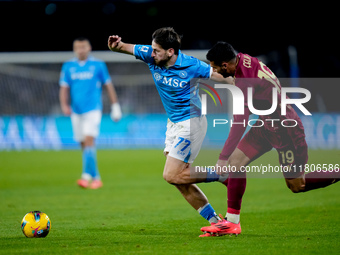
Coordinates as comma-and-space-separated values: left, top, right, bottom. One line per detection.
104, 79, 112, 85
133, 45, 136, 57
59, 82, 69, 87
209, 67, 213, 78
219, 153, 229, 161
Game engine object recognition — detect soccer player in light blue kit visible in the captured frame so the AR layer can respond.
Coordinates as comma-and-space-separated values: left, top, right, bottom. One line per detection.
108, 28, 231, 231
60, 37, 122, 189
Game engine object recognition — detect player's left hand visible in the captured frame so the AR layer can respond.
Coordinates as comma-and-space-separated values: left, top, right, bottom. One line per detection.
215, 159, 228, 176
110, 103, 122, 122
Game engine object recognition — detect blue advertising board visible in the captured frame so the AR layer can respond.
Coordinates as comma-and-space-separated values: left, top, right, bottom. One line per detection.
0, 113, 339, 150
0, 114, 168, 150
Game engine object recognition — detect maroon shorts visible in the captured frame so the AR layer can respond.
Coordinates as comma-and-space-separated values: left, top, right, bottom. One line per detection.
238, 126, 308, 179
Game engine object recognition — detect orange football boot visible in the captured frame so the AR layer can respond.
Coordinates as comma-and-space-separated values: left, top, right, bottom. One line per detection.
200, 214, 241, 236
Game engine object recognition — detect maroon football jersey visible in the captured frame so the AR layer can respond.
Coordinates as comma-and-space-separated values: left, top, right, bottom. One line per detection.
219, 53, 306, 160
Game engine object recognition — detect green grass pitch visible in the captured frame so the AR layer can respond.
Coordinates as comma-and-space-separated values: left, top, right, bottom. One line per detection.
0, 149, 340, 254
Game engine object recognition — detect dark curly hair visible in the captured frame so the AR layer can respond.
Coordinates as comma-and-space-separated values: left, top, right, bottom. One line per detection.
152, 27, 181, 55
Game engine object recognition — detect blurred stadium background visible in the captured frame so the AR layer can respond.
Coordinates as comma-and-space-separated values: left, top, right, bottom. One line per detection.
0, 0, 339, 150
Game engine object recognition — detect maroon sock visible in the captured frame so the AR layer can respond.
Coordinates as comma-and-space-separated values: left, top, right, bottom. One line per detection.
227, 171, 247, 213
304, 170, 340, 192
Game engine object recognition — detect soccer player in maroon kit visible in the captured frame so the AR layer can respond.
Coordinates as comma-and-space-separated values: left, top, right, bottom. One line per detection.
200, 42, 339, 236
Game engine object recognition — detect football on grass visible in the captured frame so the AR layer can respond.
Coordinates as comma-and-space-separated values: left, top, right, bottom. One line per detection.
21, 211, 51, 238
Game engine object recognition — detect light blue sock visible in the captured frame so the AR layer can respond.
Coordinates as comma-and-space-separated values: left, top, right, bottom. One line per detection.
83, 146, 100, 180
82, 148, 92, 180
198, 203, 220, 223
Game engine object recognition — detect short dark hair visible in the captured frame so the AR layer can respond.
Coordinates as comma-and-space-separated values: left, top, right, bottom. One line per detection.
206, 41, 237, 65
152, 27, 181, 55
73, 37, 91, 44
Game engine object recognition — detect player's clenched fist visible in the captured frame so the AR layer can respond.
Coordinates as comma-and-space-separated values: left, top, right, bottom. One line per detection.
108, 35, 122, 51
107, 35, 134, 55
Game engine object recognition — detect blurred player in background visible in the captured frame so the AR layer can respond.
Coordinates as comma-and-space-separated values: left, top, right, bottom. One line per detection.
200, 41, 340, 236
108, 27, 231, 229
59, 37, 122, 189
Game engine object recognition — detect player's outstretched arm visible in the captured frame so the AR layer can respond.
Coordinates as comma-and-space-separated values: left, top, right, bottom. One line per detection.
211, 72, 234, 85
108, 35, 134, 55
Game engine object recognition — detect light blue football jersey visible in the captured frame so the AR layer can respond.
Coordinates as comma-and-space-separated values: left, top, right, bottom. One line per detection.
59, 56, 112, 114
134, 45, 211, 123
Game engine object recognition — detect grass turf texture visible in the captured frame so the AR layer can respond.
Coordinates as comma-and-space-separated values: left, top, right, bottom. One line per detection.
0, 149, 339, 254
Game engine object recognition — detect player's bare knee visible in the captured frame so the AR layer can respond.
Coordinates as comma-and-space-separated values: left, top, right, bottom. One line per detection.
163, 157, 189, 185
163, 171, 172, 183
163, 168, 179, 184
163, 172, 179, 185
84, 136, 95, 147
290, 186, 304, 193
285, 177, 306, 193
286, 182, 305, 193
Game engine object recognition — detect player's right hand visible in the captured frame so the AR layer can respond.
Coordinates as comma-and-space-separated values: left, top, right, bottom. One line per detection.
108, 35, 122, 50
61, 105, 71, 116
110, 103, 122, 122
226, 76, 235, 85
